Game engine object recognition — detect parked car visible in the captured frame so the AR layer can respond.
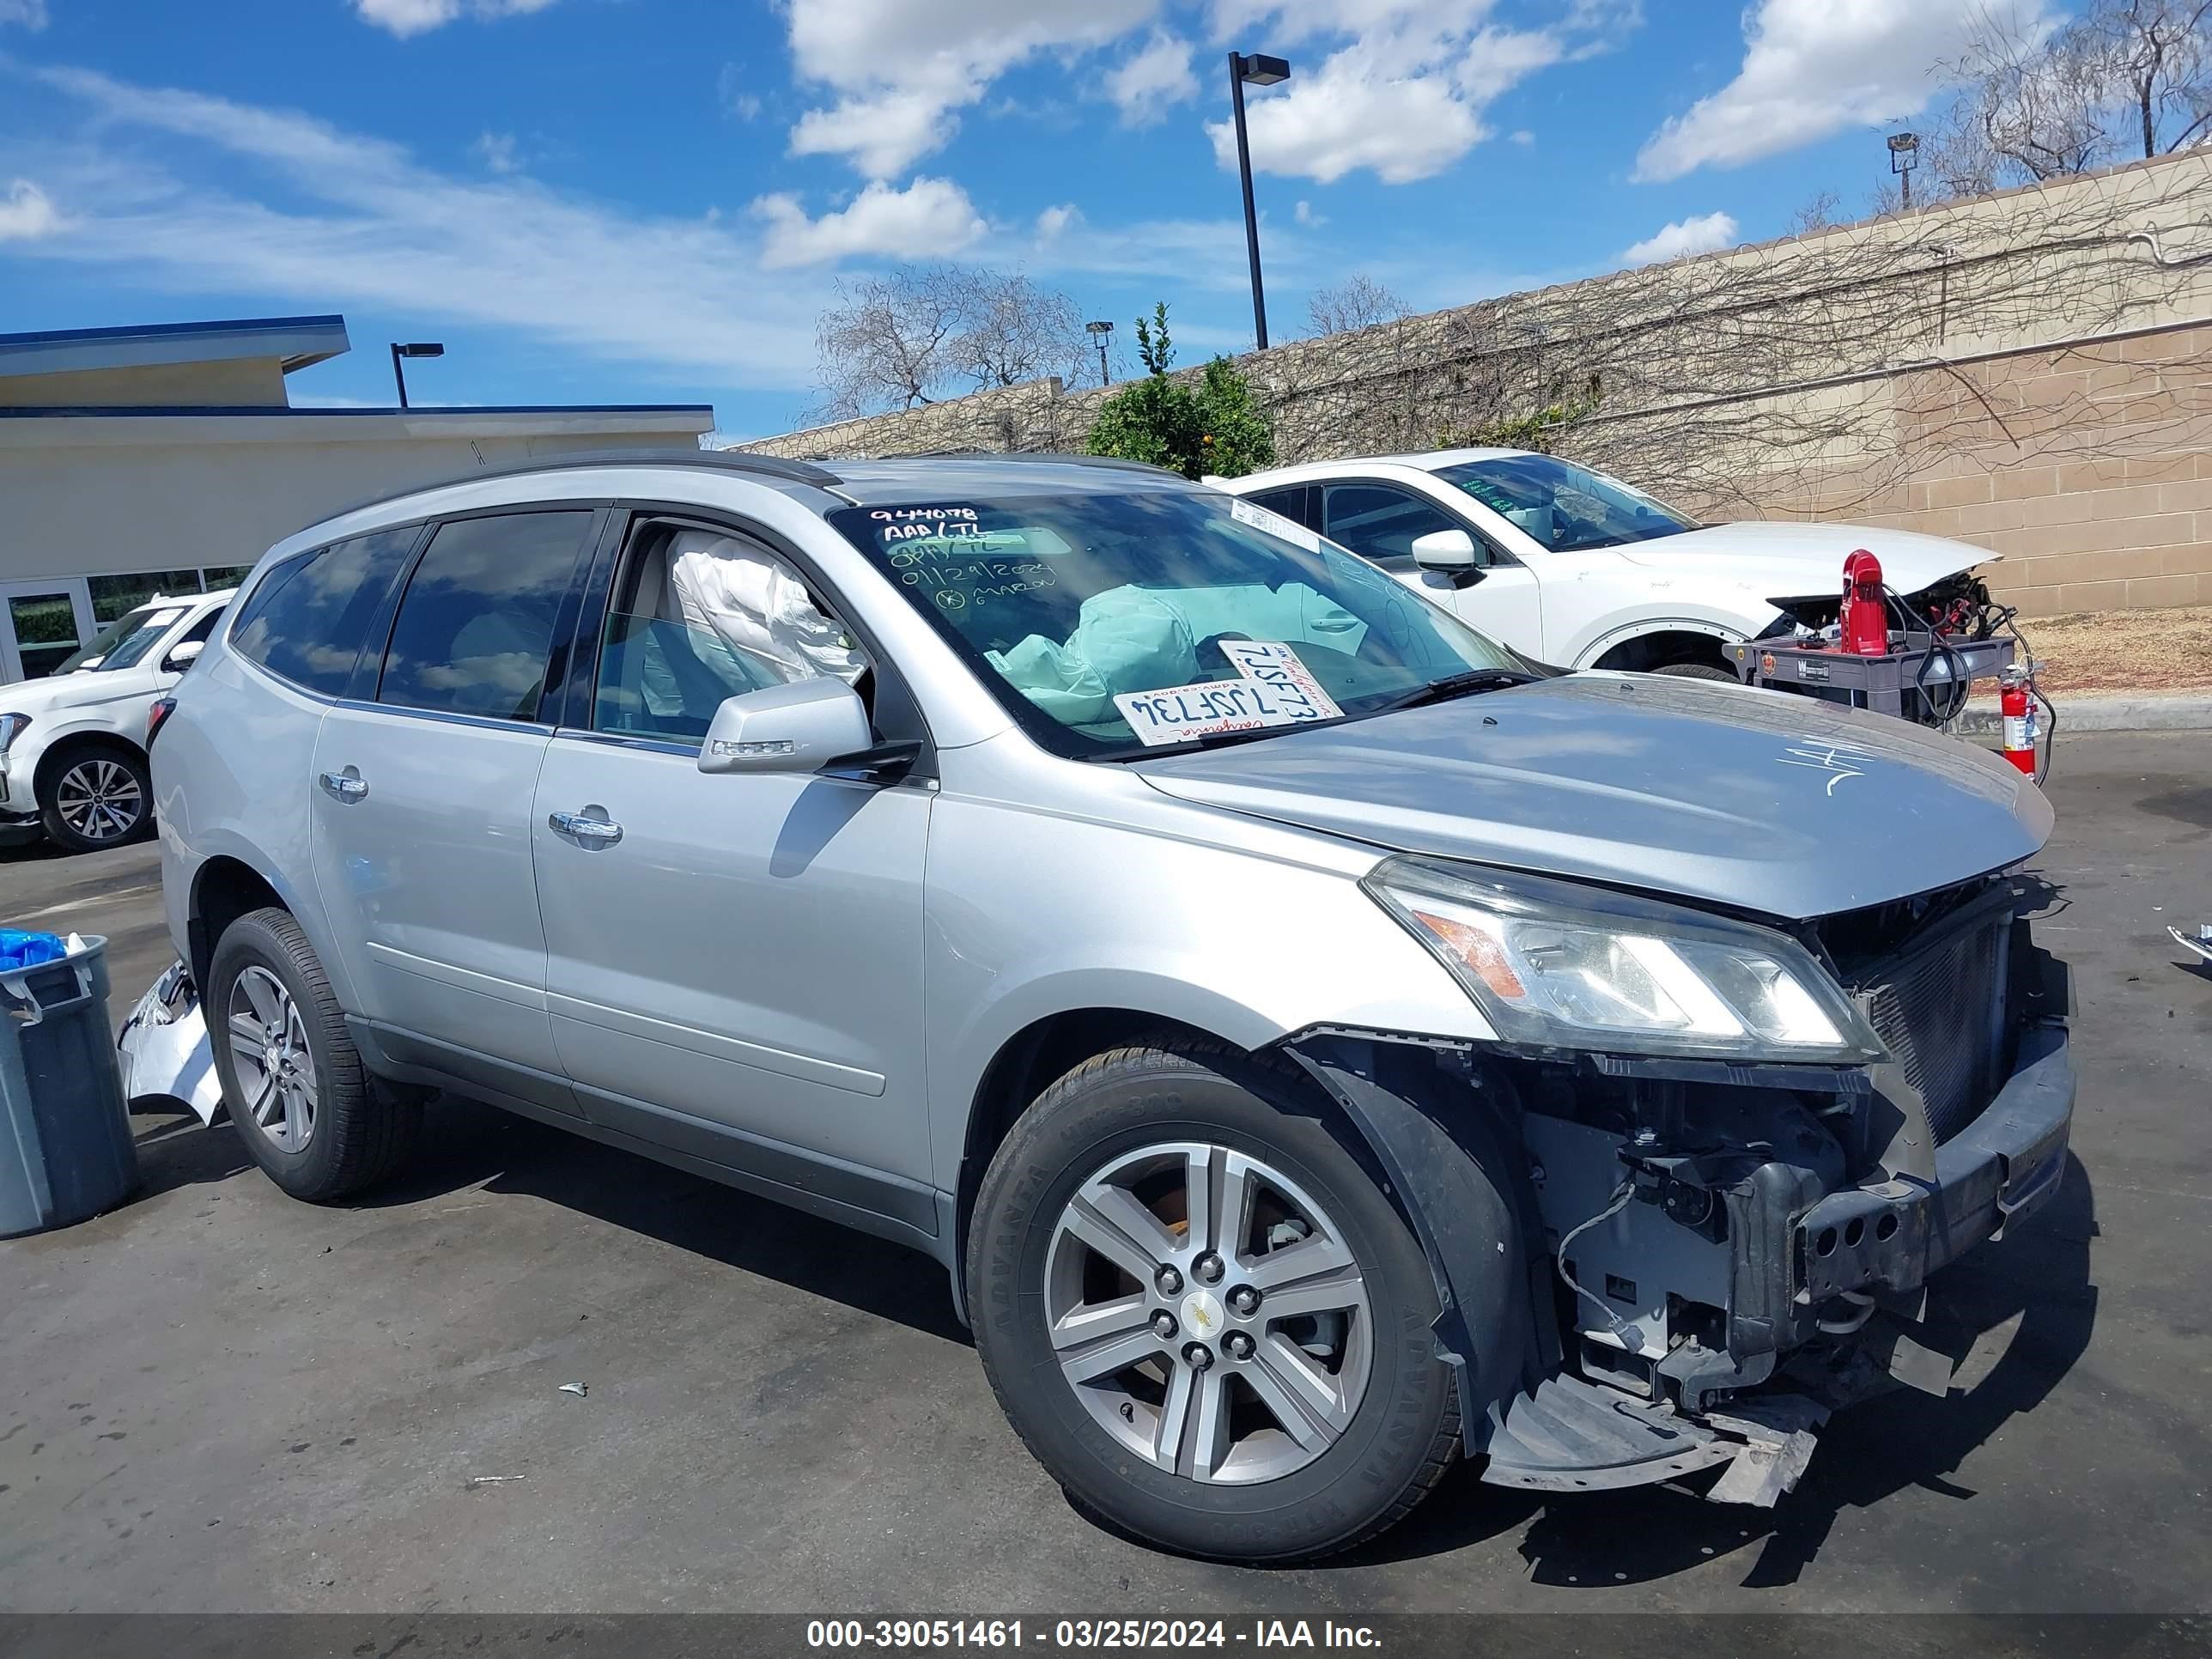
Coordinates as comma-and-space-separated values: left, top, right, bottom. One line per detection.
133, 454, 2070, 1562
1221, 448, 2001, 676
0, 588, 232, 853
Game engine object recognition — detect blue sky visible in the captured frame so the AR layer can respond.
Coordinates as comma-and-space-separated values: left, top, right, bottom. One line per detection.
0, 0, 2051, 440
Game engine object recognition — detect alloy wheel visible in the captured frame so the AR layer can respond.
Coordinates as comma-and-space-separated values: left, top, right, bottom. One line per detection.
1045, 1141, 1372, 1485
55, 758, 144, 844
225, 966, 318, 1153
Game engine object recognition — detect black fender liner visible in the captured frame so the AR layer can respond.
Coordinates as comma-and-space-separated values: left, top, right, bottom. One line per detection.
1278, 1029, 1557, 1451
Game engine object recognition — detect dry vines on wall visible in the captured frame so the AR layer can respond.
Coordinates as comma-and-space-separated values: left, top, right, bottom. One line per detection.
744, 156, 2212, 515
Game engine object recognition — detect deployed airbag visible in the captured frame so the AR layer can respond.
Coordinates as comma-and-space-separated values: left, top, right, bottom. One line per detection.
988, 583, 1365, 724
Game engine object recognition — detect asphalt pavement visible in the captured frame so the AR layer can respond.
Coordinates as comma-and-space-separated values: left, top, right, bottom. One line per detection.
1, 735, 2208, 1617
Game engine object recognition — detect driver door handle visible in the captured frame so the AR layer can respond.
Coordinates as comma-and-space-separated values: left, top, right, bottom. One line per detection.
549, 810, 623, 847
319, 769, 368, 804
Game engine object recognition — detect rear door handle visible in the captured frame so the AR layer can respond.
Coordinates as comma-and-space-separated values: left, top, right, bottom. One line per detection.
319, 769, 368, 804
549, 809, 623, 847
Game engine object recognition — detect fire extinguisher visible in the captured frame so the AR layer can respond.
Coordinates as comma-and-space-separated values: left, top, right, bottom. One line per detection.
2000, 665, 2039, 776
1838, 549, 1891, 655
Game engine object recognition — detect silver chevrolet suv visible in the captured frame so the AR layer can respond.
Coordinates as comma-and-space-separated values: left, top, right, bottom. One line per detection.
149, 453, 2074, 1561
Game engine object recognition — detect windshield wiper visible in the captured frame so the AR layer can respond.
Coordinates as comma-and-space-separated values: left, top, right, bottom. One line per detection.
1368, 667, 1534, 714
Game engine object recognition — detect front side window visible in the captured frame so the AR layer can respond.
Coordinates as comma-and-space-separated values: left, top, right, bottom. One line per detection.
230, 527, 420, 696
1320, 483, 1471, 572
1434, 455, 1696, 552
826, 488, 1525, 760
376, 511, 592, 722
593, 522, 867, 743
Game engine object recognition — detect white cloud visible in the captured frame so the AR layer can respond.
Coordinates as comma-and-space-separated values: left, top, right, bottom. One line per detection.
718, 62, 763, 121
1200, 5, 1595, 185
354, 0, 556, 37
473, 131, 521, 173
1509, 128, 1534, 145
1207, 50, 1484, 184
1035, 202, 1081, 240
1293, 199, 1326, 227
1106, 30, 1199, 125
6, 67, 841, 384
781, 0, 1158, 179
1621, 210, 1739, 265
751, 177, 985, 270
0, 178, 58, 240
0, 0, 49, 29
1634, 0, 2054, 180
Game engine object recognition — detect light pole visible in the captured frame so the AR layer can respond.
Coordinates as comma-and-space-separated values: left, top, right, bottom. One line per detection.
1887, 131, 1919, 210
390, 341, 446, 409
1227, 52, 1290, 351
1086, 319, 1115, 385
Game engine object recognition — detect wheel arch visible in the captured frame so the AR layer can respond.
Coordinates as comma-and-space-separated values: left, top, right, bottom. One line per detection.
186, 854, 294, 994
954, 1006, 1237, 1316
32, 728, 149, 800
1584, 622, 1740, 674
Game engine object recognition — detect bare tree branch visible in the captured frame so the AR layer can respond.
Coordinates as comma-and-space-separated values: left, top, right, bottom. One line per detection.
1307, 274, 1410, 337
812, 264, 1090, 420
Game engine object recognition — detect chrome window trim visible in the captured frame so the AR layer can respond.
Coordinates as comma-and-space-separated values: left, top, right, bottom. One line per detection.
329, 697, 554, 735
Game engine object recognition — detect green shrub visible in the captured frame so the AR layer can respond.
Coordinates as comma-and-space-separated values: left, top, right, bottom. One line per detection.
1086, 304, 1276, 480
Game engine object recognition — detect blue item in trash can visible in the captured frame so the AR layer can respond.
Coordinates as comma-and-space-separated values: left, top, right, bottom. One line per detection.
0, 929, 66, 970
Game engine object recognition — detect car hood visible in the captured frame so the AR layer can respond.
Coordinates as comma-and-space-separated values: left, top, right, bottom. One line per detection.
1615, 520, 1996, 599
1134, 673, 2049, 921
0, 669, 118, 717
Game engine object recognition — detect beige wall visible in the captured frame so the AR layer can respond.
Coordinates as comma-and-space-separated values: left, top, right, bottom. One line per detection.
0, 418, 710, 584
0, 357, 290, 409
1698, 322, 2212, 616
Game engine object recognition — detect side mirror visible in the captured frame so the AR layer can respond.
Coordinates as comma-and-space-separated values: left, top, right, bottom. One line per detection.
1411, 528, 1479, 572
697, 678, 872, 775
162, 640, 205, 674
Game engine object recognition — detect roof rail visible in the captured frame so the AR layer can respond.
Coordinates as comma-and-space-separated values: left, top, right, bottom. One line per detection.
304, 448, 843, 528
896, 449, 1184, 478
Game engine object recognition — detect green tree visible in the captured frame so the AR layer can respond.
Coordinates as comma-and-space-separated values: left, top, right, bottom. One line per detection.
1086, 303, 1275, 480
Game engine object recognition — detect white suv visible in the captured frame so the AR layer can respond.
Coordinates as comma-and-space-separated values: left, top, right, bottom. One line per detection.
0, 588, 233, 853
1223, 449, 1998, 676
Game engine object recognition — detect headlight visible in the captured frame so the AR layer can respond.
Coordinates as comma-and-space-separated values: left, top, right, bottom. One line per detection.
0, 714, 28, 755
1363, 857, 1883, 1064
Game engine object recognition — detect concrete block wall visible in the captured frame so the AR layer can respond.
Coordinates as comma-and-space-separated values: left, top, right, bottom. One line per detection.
1735, 322, 2212, 617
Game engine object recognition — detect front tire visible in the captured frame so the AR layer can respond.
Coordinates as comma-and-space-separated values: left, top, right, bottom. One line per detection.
968, 1041, 1458, 1563
1651, 661, 1738, 684
207, 906, 421, 1200
40, 744, 153, 854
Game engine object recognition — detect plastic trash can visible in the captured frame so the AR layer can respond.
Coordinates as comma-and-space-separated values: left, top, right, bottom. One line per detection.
0, 934, 138, 1238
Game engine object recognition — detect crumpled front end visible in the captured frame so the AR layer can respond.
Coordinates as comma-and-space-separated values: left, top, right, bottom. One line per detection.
1286, 876, 2074, 1509
1482, 878, 2073, 1504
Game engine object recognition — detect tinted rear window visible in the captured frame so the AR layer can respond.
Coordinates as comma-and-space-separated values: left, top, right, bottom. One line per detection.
374, 511, 592, 723
229, 528, 420, 695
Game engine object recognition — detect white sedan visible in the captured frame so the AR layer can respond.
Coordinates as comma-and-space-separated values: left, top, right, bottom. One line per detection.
1219, 448, 1999, 676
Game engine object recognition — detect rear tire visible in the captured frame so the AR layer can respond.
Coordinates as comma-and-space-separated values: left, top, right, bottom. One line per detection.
207, 906, 421, 1200
39, 744, 153, 854
1651, 661, 1738, 684
967, 1040, 1459, 1564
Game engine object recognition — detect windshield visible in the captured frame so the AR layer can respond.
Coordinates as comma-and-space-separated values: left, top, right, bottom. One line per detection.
828, 488, 1529, 760
56, 604, 190, 675
1435, 455, 1695, 553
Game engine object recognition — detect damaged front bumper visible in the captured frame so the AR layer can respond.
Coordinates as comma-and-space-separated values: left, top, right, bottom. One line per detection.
1486, 1018, 2074, 1505
1796, 1021, 2070, 1308
115, 960, 224, 1123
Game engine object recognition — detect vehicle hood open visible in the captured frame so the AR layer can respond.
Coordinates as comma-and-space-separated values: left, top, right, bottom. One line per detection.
1615, 520, 1996, 599
1133, 673, 2050, 921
